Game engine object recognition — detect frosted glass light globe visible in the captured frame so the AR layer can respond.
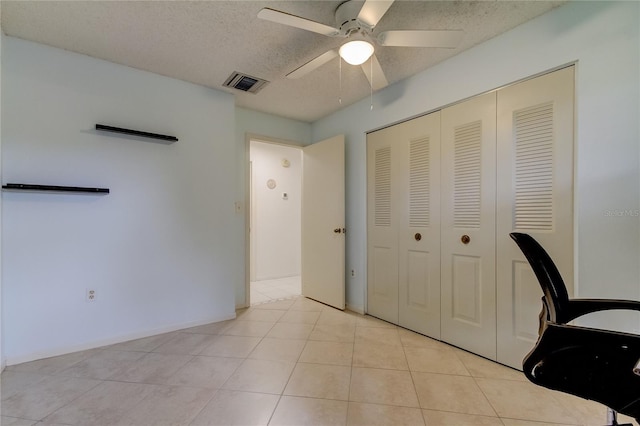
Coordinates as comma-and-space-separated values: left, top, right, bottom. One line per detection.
339, 40, 374, 65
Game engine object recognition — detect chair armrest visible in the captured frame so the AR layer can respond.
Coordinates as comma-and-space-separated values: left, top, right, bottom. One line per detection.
565, 299, 640, 323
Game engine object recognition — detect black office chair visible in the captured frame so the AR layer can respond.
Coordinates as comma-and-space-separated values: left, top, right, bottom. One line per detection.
510, 232, 640, 426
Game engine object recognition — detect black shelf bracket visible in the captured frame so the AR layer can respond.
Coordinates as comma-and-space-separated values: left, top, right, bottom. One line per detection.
96, 124, 178, 142
2, 183, 109, 194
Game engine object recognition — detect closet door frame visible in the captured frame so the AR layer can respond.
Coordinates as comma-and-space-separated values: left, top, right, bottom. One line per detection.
363, 66, 575, 368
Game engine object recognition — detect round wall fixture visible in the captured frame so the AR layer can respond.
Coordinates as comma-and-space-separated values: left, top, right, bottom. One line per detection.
281, 158, 291, 168
266, 179, 277, 189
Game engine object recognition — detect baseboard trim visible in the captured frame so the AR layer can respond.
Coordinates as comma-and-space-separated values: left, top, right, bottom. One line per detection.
5, 312, 236, 366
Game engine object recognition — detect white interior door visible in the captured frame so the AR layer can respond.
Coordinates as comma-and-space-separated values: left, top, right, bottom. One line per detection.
441, 92, 497, 360
301, 135, 345, 310
249, 161, 256, 282
397, 113, 441, 338
496, 66, 574, 369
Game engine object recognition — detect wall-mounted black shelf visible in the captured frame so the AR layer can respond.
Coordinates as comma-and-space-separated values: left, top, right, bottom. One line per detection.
96, 124, 178, 142
2, 183, 109, 194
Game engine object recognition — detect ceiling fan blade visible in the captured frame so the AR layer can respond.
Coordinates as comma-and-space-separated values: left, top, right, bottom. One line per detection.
377, 30, 464, 48
258, 8, 340, 37
361, 53, 389, 91
357, 0, 395, 29
286, 50, 339, 79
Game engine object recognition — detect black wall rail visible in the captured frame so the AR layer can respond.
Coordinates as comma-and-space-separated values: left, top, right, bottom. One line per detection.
96, 124, 178, 142
2, 183, 109, 194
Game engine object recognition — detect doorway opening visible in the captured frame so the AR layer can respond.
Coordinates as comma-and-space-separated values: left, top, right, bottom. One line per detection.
249, 139, 303, 305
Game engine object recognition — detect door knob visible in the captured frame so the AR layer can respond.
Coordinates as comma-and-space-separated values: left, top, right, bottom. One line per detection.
414, 233, 422, 241
461, 234, 471, 244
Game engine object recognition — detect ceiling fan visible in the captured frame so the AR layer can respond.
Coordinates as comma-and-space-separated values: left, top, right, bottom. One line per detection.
258, 0, 464, 91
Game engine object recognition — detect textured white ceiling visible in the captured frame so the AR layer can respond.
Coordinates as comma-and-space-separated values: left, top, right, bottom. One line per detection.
1, 1, 565, 122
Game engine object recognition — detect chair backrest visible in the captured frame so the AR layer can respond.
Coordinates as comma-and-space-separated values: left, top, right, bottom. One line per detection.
509, 233, 570, 323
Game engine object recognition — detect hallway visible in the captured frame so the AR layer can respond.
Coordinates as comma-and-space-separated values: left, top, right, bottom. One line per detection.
250, 276, 301, 306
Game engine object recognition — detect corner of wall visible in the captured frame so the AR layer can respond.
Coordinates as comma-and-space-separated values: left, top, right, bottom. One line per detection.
0, 7, 5, 372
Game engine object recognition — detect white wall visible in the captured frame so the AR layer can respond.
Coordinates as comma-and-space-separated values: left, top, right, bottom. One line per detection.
235, 108, 311, 306
312, 0, 640, 328
0, 7, 4, 370
2, 37, 240, 364
250, 141, 302, 281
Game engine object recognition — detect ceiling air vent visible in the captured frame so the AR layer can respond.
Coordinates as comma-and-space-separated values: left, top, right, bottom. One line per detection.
223, 71, 269, 94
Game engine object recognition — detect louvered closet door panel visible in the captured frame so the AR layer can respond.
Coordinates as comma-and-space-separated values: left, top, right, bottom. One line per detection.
397, 112, 441, 338
496, 67, 574, 369
367, 127, 400, 324
441, 92, 497, 360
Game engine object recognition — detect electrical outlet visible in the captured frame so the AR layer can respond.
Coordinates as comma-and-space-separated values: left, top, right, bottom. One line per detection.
351, 269, 356, 278
86, 289, 96, 302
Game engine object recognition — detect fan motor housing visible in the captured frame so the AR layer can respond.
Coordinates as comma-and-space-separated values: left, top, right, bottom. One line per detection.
335, 0, 368, 35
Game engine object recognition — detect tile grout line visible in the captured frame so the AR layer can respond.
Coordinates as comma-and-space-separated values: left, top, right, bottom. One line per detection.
5, 295, 585, 426
265, 297, 306, 426
345, 312, 358, 424
397, 330, 428, 426
468, 367, 505, 422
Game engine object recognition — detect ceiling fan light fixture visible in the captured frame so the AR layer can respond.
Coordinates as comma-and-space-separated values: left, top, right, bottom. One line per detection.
339, 40, 374, 65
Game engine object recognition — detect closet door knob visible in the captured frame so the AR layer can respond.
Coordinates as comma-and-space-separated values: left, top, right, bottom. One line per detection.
461, 235, 471, 244
414, 233, 422, 241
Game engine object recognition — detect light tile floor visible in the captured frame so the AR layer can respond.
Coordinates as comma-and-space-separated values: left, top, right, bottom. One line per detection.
1, 295, 637, 426
250, 276, 301, 305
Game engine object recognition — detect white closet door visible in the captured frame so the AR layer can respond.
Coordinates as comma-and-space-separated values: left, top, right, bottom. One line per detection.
441, 92, 497, 360
397, 112, 441, 338
496, 67, 574, 369
367, 126, 400, 324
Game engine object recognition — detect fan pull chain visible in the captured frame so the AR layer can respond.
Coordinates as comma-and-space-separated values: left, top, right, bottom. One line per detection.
370, 57, 373, 110
339, 56, 342, 105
